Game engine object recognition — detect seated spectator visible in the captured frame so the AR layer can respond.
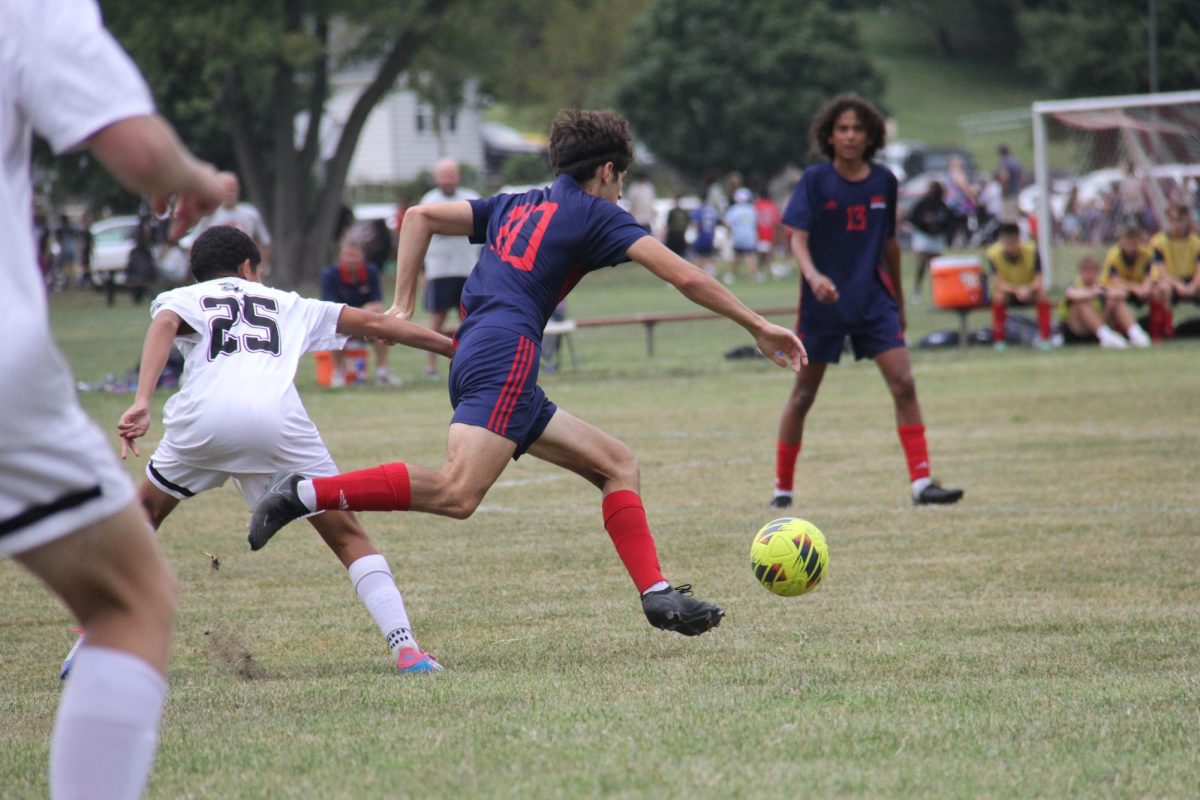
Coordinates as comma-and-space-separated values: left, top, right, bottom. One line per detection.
664, 193, 690, 257
1058, 256, 1149, 348
907, 180, 953, 302
986, 222, 1052, 349
319, 239, 400, 386
723, 187, 759, 283
1102, 224, 1169, 340
1149, 202, 1200, 337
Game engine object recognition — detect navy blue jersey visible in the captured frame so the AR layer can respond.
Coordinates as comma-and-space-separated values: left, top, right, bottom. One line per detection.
459, 174, 648, 342
782, 162, 899, 331
319, 263, 382, 308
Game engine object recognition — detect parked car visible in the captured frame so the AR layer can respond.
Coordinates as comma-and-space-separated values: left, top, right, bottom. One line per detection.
903, 147, 977, 181
89, 215, 140, 275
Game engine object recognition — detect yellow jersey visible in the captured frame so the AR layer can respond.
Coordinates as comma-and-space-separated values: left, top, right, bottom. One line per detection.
1149, 231, 1200, 280
1057, 276, 1102, 322
985, 242, 1040, 286
1101, 244, 1153, 287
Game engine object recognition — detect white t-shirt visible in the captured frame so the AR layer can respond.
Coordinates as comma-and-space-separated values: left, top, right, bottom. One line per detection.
195, 203, 273, 245
0, 0, 154, 446
151, 278, 346, 472
419, 186, 481, 279
625, 180, 656, 227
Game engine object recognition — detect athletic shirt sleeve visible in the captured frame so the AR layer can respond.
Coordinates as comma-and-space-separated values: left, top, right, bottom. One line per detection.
781, 175, 814, 231
468, 195, 508, 244
295, 296, 348, 353
18, 0, 155, 154
150, 288, 204, 358
581, 201, 648, 269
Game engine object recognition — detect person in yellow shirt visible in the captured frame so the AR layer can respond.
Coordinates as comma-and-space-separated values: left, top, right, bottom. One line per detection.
1058, 255, 1148, 348
1101, 224, 1158, 342
1149, 203, 1200, 338
986, 222, 1052, 350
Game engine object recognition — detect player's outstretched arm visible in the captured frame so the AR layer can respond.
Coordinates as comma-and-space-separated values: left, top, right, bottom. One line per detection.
86, 115, 225, 241
117, 311, 183, 459
390, 201, 476, 320
337, 307, 456, 358
627, 236, 807, 371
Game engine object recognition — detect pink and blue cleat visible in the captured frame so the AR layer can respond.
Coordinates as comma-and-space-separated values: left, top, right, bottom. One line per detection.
396, 647, 443, 674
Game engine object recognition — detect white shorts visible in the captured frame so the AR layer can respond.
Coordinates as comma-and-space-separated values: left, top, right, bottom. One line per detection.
0, 414, 136, 558
145, 443, 339, 506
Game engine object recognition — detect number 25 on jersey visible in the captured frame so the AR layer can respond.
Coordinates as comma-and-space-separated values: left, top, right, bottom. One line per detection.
201, 294, 281, 360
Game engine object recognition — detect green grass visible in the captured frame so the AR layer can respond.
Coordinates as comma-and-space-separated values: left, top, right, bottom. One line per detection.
3, 265, 1199, 798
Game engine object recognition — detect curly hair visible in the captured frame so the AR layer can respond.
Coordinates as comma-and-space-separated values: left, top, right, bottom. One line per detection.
809, 94, 887, 163
190, 224, 261, 282
548, 109, 634, 183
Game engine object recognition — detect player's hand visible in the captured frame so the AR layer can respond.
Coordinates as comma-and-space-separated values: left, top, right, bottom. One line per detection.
152, 165, 226, 242
385, 303, 413, 322
755, 323, 808, 372
1014, 286, 1031, 303
898, 305, 908, 333
809, 273, 839, 304
117, 401, 151, 459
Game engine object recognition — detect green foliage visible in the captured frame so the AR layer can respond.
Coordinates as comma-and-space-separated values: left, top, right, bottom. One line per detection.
498, 153, 553, 188
615, 1, 885, 179
1018, 0, 1200, 95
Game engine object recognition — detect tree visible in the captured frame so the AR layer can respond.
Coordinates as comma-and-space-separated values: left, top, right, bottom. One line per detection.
1018, 0, 1200, 96
614, 1, 885, 181
98, 0, 452, 287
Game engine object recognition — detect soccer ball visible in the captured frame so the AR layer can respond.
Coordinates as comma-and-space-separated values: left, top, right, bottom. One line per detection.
750, 517, 829, 596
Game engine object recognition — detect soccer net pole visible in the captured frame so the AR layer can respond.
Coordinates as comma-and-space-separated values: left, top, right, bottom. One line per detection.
1031, 89, 1200, 289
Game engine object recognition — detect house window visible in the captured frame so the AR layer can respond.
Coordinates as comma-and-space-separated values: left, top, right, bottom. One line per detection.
446, 112, 458, 133
415, 112, 425, 133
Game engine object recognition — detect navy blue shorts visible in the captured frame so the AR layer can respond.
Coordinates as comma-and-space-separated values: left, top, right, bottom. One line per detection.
424, 276, 468, 313
449, 326, 557, 458
799, 312, 906, 364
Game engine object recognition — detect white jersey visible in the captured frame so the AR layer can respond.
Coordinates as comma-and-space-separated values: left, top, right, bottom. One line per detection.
194, 203, 272, 246
0, 0, 154, 555
419, 186, 481, 279
151, 278, 346, 473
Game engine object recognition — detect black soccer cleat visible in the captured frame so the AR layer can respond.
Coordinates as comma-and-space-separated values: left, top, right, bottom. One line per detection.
913, 481, 964, 506
641, 584, 725, 636
248, 471, 310, 551
768, 494, 793, 510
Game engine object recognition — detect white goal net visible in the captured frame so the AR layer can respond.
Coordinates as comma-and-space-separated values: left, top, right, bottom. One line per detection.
1031, 90, 1200, 287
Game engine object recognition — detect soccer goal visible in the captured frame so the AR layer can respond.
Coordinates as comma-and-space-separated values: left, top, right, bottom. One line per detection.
1031, 89, 1200, 288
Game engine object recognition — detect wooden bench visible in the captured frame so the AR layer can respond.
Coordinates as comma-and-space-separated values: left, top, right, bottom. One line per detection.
543, 305, 797, 368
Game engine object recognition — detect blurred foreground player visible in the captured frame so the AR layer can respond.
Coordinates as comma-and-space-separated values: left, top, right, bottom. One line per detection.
250, 109, 808, 637
770, 94, 963, 510
0, 1, 225, 797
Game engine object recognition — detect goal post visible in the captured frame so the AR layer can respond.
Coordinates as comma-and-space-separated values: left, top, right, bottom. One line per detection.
1031, 90, 1200, 288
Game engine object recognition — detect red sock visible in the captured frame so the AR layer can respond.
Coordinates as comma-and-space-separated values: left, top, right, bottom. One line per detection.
1037, 300, 1051, 340
1149, 302, 1163, 341
897, 424, 931, 482
1162, 304, 1175, 337
992, 304, 1006, 344
311, 463, 410, 511
775, 441, 801, 492
602, 490, 665, 594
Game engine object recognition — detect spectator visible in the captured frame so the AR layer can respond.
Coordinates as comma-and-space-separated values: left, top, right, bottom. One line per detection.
418, 157, 480, 378
690, 191, 720, 276
996, 144, 1022, 221
78, 209, 94, 287
361, 217, 393, 271
51, 213, 79, 290
724, 187, 759, 283
625, 171, 656, 234
944, 155, 977, 245
907, 180, 953, 301
704, 171, 728, 215
319, 239, 400, 386
1149, 203, 1200, 338
986, 221, 1053, 349
753, 183, 784, 277
123, 215, 158, 305
194, 172, 272, 268
1058, 255, 1146, 348
1102, 224, 1163, 338
664, 193, 690, 257
1059, 187, 1083, 245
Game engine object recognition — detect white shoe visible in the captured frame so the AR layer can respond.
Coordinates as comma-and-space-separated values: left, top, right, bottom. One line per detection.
375, 369, 402, 387
329, 371, 346, 388
1127, 326, 1151, 348
1098, 330, 1129, 349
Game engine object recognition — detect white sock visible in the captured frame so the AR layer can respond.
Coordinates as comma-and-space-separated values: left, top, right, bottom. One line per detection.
51, 646, 168, 800
1126, 323, 1150, 346
348, 554, 416, 655
772, 489, 793, 500
296, 479, 317, 512
641, 580, 670, 596
911, 477, 933, 496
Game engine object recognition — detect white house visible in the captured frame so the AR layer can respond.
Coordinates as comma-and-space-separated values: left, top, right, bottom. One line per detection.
315, 68, 486, 186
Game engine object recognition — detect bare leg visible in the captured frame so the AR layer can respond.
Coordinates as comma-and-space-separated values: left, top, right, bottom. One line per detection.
874, 347, 923, 427
406, 423, 516, 518
308, 510, 379, 568
777, 361, 828, 446
525, 408, 639, 494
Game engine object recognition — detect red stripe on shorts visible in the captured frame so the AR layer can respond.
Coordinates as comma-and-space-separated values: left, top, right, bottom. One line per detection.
487, 336, 535, 436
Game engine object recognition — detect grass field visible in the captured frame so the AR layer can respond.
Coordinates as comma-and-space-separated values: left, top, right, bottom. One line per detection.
3, 262, 1199, 798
